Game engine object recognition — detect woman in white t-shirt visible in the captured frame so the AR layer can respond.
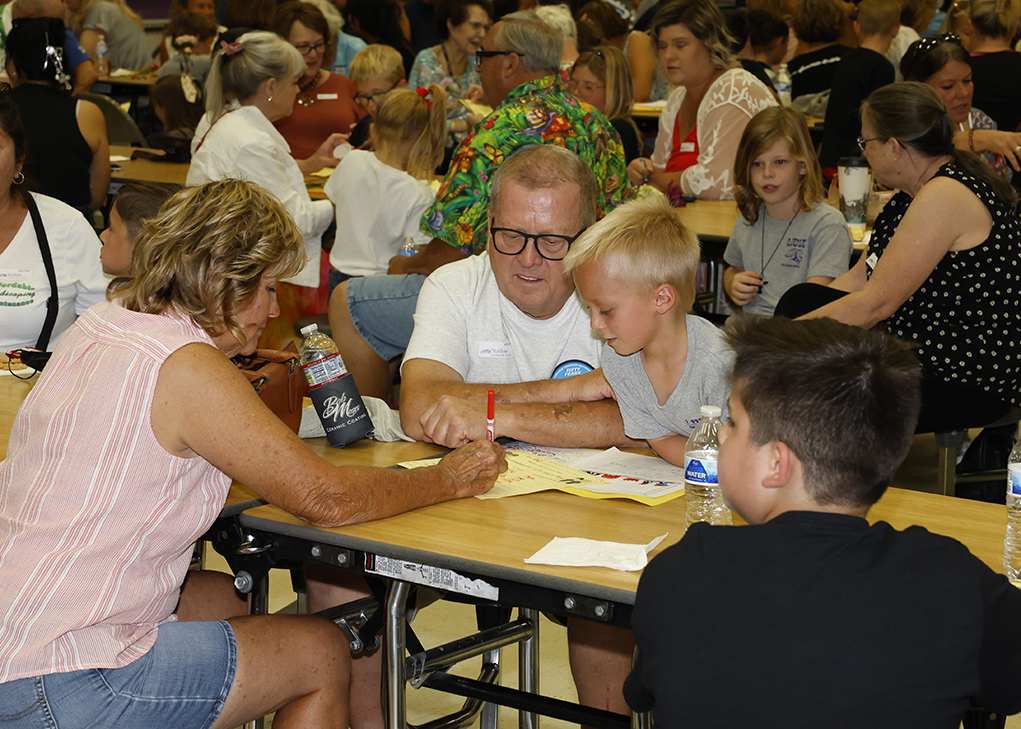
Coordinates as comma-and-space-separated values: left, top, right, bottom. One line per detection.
0, 88, 106, 353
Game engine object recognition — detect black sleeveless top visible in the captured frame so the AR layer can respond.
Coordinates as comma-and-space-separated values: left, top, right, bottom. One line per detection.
13, 84, 93, 212
866, 161, 1021, 407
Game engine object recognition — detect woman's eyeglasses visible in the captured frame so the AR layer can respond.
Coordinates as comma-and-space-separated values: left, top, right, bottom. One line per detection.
294, 40, 326, 57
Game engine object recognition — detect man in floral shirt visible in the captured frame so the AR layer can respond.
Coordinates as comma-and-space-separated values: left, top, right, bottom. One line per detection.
328, 8, 631, 403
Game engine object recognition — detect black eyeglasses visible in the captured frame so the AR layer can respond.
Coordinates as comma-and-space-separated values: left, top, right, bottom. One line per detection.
475, 49, 525, 68
489, 222, 584, 261
354, 80, 399, 107
914, 32, 962, 53
293, 40, 326, 57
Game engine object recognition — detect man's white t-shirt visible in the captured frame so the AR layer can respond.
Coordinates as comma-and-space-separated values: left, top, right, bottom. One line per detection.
403, 252, 601, 383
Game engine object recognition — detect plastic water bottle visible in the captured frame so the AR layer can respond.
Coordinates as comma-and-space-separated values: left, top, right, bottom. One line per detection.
776, 63, 791, 107
684, 405, 732, 528
1004, 438, 1021, 580
299, 323, 372, 447
95, 37, 110, 77
398, 237, 418, 256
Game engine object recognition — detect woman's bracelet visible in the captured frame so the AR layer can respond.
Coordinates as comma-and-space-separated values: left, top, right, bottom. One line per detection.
968, 127, 975, 152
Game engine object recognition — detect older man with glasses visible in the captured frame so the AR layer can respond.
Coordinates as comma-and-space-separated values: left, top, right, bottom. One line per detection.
327, 8, 631, 405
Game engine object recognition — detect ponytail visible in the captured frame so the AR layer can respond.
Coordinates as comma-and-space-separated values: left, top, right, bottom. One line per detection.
407, 84, 447, 181
374, 84, 447, 181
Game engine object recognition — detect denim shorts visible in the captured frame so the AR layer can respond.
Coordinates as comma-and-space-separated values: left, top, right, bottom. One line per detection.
346, 273, 427, 361
0, 620, 236, 729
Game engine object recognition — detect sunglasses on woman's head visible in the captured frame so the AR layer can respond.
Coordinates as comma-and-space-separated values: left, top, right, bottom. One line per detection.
914, 32, 962, 53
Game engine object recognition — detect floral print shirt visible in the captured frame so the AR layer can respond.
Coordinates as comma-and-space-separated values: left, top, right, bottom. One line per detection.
422, 73, 632, 254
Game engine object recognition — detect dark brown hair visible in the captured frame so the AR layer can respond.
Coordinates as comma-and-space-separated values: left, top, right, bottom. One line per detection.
862, 81, 1016, 204
435, 0, 494, 40
111, 182, 182, 244
725, 316, 921, 507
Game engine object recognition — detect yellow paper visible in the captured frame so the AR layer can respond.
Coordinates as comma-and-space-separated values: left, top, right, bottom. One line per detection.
398, 449, 610, 499
559, 486, 684, 507
459, 99, 492, 118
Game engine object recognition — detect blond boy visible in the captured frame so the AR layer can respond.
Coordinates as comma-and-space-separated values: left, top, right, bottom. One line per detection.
349, 43, 406, 121
564, 194, 732, 465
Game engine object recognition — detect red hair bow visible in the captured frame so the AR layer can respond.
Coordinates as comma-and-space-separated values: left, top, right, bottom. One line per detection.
416, 86, 432, 108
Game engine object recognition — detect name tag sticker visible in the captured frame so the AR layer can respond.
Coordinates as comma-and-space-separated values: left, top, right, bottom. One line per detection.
680, 142, 695, 152
317, 93, 339, 100
866, 252, 878, 269
479, 341, 513, 358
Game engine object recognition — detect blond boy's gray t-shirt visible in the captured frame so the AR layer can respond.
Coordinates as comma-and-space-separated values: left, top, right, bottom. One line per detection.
602, 315, 733, 440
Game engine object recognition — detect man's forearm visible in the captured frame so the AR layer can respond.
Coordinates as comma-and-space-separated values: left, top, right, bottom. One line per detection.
499, 399, 643, 449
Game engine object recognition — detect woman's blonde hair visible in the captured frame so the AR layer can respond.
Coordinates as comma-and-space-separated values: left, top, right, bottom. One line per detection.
110, 179, 306, 347
71, 0, 143, 34
734, 106, 824, 223
204, 31, 304, 117
651, 0, 738, 70
572, 46, 638, 138
563, 194, 700, 310
968, 0, 1021, 37
373, 84, 447, 180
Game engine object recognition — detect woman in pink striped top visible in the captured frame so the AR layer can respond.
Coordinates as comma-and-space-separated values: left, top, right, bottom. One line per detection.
0, 178, 506, 728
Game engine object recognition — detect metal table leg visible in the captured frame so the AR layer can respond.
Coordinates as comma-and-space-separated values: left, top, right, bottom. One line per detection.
518, 608, 539, 729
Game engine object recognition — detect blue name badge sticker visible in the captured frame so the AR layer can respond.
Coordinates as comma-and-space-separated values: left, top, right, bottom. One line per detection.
551, 360, 594, 379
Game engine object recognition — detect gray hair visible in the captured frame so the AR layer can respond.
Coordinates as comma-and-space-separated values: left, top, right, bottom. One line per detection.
535, 4, 577, 41
490, 145, 599, 229
204, 30, 304, 116
494, 9, 562, 75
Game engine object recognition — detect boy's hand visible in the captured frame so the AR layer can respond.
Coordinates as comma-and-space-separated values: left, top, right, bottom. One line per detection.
727, 270, 764, 306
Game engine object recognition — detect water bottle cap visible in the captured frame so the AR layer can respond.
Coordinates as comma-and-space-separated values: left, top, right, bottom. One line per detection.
700, 405, 721, 418
300, 324, 318, 336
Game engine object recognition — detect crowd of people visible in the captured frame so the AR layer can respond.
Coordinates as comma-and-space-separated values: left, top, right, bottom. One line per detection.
2, 0, 1021, 727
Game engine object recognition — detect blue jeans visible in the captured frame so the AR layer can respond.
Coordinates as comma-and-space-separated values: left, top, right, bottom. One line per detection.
0, 620, 236, 729
345, 274, 426, 360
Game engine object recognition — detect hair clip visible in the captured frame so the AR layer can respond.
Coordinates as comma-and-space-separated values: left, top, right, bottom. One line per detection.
416, 86, 432, 107
220, 40, 243, 59
43, 33, 70, 91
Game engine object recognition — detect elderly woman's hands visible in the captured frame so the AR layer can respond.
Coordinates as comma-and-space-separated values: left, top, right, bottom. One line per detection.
436, 439, 507, 497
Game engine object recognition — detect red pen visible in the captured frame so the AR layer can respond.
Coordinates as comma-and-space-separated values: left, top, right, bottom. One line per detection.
487, 389, 495, 441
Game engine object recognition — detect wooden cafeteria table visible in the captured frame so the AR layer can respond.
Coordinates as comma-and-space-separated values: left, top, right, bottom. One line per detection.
110, 145, 190, 188
226, 435, 1010, 728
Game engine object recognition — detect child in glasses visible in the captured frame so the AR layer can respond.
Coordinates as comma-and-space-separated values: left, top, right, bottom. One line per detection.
324, 84, 447, 297
723, 106, 852, 316
564, 193, 733, 465
347, 43, 408, 148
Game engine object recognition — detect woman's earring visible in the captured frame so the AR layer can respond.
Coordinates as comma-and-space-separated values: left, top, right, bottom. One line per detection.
267, 95, 273, 102
13, 171, 24, 185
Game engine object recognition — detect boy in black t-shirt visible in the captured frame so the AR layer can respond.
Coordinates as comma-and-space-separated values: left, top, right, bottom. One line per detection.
819, 0, 900, 170
625, 316, 1021, 729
